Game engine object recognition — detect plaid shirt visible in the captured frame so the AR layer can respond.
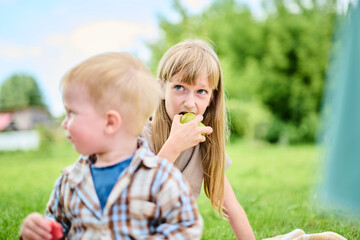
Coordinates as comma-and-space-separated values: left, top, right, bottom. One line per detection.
46, 139, 203, 240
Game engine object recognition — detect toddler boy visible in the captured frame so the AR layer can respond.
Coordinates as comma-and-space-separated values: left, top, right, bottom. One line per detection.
20, 52, 203, 240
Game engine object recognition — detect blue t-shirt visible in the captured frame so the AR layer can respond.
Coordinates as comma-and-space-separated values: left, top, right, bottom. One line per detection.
90, 156, 132, 211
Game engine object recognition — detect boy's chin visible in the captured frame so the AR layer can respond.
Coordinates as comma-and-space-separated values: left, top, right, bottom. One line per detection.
73, 146, 90, 156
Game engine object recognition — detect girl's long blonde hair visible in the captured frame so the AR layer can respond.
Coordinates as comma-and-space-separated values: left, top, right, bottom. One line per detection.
152, 40, 229, 217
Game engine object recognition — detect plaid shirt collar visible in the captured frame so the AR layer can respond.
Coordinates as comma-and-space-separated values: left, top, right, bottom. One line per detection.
63, 138, 154, 184
60, 138, 158, 216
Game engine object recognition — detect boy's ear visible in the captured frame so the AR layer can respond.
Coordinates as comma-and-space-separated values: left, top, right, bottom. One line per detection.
157, 78, 165, 100
104, 110, 121, 134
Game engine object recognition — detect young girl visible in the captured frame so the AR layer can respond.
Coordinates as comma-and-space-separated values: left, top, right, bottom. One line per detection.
141, 40, 255, 239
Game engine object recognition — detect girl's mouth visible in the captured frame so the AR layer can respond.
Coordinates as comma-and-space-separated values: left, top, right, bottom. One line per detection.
179, 112, 195, 115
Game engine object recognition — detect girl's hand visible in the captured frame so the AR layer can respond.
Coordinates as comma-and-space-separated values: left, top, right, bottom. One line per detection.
169, 114, 213, 152
157, 114, 212, 163
20, 213, 52, 240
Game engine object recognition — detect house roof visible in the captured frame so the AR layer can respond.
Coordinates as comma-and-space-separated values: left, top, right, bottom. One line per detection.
0, 113, 12, 131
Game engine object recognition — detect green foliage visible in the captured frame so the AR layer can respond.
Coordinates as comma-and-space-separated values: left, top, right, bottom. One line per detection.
35, 125, 58, 151
227, 99, 272, 140
264, 113, 319, 144
147, 0, 337, 144
257, 1, 335, 143
0, 73, 47, 112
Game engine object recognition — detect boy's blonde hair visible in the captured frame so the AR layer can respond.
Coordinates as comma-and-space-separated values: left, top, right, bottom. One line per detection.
152, 40, 229, 217
60, 52, 161, 136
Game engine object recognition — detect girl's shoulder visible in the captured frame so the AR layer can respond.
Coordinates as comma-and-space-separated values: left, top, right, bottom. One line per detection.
140, 118, 154, 152
140, 118, 152, 139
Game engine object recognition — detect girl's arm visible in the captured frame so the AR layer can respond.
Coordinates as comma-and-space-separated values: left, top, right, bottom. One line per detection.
224, 176, 256, 240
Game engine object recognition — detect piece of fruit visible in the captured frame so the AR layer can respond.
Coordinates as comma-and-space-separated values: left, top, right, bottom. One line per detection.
48, 221, 63, 240
180, 113, 206, 135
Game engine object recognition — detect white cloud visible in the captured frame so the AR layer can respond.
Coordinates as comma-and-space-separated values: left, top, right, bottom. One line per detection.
45, 19, 156, 64
28, 46, 42, 57
0, 44, 24, 59
45, 34, 66, 46
0, 42, 42, 59
181, 0, 211, 12
40, 19, 157, 116
71, 20, 152, 54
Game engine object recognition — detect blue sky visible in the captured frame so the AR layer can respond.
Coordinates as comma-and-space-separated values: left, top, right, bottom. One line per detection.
0, 0, 353, 117
0, 0, 225, 116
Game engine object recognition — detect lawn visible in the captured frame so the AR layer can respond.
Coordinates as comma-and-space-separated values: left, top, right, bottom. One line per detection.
0, 138, 359, 239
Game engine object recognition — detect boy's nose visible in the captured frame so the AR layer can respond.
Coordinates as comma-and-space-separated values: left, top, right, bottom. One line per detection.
61, 118, 68, 129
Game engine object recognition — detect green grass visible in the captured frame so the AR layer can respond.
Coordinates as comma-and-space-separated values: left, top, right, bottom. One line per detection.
197, 140, 360, 239
0, 141, 77, 239
1, 139, 359, 239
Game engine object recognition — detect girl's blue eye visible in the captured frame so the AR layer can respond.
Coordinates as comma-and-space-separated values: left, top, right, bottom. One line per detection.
198, 89, 207, 95
175, 85, 184, 91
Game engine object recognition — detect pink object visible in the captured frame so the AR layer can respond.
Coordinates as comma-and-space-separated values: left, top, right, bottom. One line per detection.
0, 113, 12, 131
48, 221, 63, 240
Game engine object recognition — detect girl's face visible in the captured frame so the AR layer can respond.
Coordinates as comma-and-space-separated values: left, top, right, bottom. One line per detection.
163, 72, 213, 121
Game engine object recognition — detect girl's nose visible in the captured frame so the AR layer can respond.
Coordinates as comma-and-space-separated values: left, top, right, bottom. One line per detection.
184, 93, 196, 109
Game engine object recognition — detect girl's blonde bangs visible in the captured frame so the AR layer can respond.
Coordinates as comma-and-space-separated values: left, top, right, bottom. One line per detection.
158, 41, 220, 90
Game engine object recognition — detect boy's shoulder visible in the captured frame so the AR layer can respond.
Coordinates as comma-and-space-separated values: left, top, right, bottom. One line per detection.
134, 140, 183, 178
58, 156, 91, 188
132, 146, 193, 198
137, 146, 187, 181
62, 163, 76, 175
140, 151, 172, 169
135, 140, 174, 170
61, 156, 89, 174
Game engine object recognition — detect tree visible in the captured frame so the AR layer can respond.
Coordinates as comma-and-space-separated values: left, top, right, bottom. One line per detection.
0, 74, 47, 112
257, 0, 336, 143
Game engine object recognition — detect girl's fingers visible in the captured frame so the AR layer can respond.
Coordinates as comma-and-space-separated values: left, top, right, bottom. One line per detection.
202, 126, 213, 135
194, 114, 204, 123
172, 113, 212, 144
199, 135, 207, 142
172, 114, 182, 124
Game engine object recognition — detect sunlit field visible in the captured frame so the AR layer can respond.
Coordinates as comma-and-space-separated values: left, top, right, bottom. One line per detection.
1, 138, 359, 239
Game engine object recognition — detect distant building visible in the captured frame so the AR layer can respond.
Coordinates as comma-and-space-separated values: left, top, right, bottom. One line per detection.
0, 107, 52, 151
0, 107, 51, 132
0, 130, 40, 151
0, 112, 12, 131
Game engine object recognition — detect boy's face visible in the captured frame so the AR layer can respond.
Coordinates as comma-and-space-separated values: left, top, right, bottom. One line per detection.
61, 83, 106, 155
163, 72, 213, 121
